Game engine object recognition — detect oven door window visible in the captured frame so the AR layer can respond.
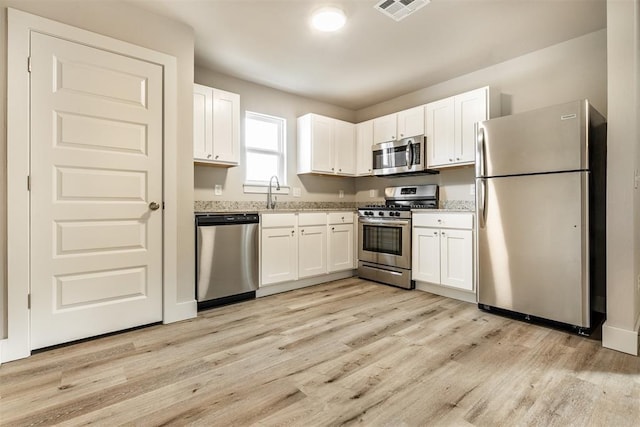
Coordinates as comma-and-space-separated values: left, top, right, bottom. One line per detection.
362, 224, 402, 256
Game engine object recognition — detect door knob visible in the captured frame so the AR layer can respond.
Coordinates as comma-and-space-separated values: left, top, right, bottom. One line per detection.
149, 202, 160, 211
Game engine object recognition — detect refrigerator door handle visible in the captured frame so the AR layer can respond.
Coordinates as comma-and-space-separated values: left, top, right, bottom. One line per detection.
476, 125, 486, 178
478, 178, 487, 229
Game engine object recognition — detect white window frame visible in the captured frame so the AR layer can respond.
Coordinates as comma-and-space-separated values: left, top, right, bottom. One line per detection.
244, 111, 288, 193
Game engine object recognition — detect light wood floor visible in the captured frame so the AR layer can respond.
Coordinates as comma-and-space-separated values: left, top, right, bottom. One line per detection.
1, 278, 639, 426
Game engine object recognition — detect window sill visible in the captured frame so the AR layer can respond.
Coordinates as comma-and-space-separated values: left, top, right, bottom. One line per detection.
243, 184, 291, 195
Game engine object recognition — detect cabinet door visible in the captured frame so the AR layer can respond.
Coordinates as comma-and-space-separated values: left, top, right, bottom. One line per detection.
328, 223, 354, 272
261, 227, 298, 285
412, 227, 441, 283
193, 84, 213, 161
454, 87, 487, 164
397, 105, 425, 139
440, 229, 473, 291
298, 225, 327, 278
334, 120, 356, 176
356, 120, 374, 176
373, 113, 397, 144
311, 114, 334, 173
211, 89, 240, 164
425, 97, 455, 168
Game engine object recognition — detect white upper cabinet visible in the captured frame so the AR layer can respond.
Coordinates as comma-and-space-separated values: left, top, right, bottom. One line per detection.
356, 120, 374, 176
426, 86, 499, 168
193, 83, 240, 166
298, 113, 355, 176
373, 113, 397, 144
373, 105, 425, 144
397, 105, 425, 139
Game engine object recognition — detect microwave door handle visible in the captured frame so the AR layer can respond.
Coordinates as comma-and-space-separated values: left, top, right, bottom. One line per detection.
405, 140, 414, 169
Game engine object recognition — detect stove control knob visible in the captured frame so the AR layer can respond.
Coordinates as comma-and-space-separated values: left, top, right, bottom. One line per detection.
393, 211, 400, 217
367, 211, 373, 216
378, 211, 384, 217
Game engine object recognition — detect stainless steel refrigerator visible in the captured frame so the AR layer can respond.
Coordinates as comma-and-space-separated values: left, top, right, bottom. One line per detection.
475, 100, 606, 334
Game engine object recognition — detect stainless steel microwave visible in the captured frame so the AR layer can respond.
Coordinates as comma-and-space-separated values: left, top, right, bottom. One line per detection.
372, 136, 425, 176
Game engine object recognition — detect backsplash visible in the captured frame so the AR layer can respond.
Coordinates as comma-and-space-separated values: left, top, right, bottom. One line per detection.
195, 200, 475, 212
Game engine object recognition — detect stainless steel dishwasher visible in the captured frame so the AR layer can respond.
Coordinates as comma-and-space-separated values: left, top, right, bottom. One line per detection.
195, 213, 259, 308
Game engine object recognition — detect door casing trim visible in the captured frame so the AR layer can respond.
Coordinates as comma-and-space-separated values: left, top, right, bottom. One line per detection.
3, 8, 192, 362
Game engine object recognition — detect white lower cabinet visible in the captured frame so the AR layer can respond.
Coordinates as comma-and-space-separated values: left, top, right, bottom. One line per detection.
261, 212, 355, 288
412, 213, 474, 294
261, 214, 298, 286
328, 212, 354, 272
298, 213, 327, 279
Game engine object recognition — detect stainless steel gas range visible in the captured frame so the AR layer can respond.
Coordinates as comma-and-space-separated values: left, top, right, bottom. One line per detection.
358, 185, 439, 289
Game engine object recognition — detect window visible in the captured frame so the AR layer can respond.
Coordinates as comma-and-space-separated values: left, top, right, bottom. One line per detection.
244, 111, 286, 185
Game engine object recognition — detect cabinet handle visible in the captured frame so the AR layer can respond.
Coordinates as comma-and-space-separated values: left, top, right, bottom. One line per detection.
456, 157, 460, 161
207, 154, 212, 159
291, 230, 295, 236
301, 229, 304, 235
449, 158, 453, 162
441, 232, 446, 236
332, 167, 335, 171
339, 168, 342, 172
400, 133, 404, 137
215, 155, 219, 159
433, 231, 438, 235
331, 227, 335, 231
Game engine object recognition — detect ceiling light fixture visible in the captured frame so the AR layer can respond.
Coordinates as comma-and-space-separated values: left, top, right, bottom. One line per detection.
311, 7, 346, 32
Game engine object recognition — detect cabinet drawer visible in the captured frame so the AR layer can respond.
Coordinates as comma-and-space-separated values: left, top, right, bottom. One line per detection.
328, 212, 354, 224
413, 213, 473, 229
298, 212, 327, 226
261, 213, 297, 228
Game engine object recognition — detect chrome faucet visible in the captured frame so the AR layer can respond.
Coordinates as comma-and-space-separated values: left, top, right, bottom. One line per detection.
267, 175, 280, 209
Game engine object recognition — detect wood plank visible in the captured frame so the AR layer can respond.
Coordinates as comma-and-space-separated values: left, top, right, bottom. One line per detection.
1, 278, 639, 426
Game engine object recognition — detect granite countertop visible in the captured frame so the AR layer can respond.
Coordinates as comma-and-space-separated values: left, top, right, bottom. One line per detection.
194, 200, 475, 214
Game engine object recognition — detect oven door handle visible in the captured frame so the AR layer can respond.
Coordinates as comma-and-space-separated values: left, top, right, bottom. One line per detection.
360, 219, 411, 227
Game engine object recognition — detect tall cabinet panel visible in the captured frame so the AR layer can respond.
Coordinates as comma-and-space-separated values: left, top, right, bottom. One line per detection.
356, 120, 374, 176
193, 84, 213, 161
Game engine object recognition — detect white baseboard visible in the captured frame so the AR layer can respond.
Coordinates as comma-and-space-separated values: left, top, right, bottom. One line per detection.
163, 299, 197, 324
602, 318, 640, 356
257, 270, 355, 297
415, 281, 477, 304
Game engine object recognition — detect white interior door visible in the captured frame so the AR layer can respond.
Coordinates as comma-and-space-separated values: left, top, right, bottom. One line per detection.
29, 32, 164, 349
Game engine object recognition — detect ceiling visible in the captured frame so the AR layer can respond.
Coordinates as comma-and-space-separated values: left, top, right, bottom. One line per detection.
131, 0, 607, 110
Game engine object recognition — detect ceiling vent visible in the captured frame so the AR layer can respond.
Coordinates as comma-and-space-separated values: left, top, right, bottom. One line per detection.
374, 0, 430, 22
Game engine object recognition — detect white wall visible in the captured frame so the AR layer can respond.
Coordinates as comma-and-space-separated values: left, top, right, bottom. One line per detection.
194, 68, 358, 203
603, 0, 640, 355
354, 29, 608, 203
0, 0, 196, 338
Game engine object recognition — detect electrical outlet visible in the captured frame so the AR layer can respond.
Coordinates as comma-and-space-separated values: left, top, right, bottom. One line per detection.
369, 189, 376, 198
214, 185, 222, 196
293, 187, 301, 197
339, 190, 344, 199
469, 184, 475, 196
635, 169, 640, 189
637, 275, 640, 293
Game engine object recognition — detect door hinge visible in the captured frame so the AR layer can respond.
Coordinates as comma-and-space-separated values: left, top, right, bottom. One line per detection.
27, 56, 31, 73
27, 293, 31, 309
27, 175, 31, 191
